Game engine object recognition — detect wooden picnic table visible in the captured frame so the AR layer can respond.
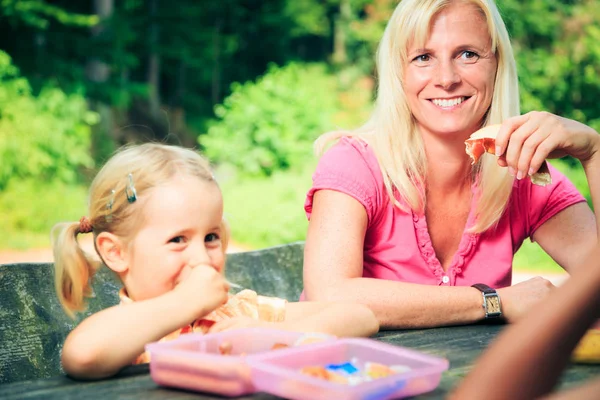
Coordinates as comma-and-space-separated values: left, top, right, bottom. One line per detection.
1, 324, 598, 399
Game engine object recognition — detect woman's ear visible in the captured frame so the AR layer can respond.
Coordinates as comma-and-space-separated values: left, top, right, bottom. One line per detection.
96, 232, 129, 273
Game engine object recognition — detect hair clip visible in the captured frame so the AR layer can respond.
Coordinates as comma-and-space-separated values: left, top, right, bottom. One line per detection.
125, 173, 137, 203
105, 189, 116, 223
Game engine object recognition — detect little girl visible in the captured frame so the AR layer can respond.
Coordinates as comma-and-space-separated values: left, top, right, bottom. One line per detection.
52, 143, 378, 379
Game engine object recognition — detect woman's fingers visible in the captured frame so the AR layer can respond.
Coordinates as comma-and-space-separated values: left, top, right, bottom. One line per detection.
495, 113, 529, 157
503, 116, 540, 177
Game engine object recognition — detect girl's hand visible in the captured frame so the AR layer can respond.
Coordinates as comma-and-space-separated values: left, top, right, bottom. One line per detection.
495, 111, 600, 180
208, 316, 274, 333
174, 264, 229, 318
496, 276, 555, 322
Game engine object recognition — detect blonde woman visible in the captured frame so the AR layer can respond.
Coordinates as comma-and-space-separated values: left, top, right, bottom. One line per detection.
302, 0, 599, 328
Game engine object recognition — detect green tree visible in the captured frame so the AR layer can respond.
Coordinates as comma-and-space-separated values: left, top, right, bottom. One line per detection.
201, 63, 339, 177
0, 51, 96, 188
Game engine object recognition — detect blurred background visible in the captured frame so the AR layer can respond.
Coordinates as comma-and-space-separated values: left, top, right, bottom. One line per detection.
0, 0, 597, 276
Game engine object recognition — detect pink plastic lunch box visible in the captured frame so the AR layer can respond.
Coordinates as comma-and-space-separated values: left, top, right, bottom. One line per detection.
146, 328, 335, 397
248, 337, 449, 400
146, 328, 449, 399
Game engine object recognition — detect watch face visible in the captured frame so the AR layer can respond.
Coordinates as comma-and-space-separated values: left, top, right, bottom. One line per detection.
486, 295, 501, 314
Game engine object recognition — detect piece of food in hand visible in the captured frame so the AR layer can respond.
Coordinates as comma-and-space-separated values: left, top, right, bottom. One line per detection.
464, 124, 552, 186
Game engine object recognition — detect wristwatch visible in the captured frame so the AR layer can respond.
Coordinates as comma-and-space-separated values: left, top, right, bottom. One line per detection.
471, 283, 502, 319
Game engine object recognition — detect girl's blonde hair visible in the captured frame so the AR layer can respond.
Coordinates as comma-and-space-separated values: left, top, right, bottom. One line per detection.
51, 143, 229, 317
316, 0, 518, 233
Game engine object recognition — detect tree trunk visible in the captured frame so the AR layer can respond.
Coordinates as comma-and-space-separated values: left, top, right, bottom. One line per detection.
86, 0, 113, 83
87, 0, 115, 161
332, 0, 351, 66
212, 20, 222, 105
147, 0, 161, 119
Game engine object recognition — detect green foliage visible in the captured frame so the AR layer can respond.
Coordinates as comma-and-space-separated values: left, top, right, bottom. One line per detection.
1, 0, 97, 29
220, 165, 314, 249
0, 179, 87, 249
201, 63, 338, 177
0, 51, 97, 189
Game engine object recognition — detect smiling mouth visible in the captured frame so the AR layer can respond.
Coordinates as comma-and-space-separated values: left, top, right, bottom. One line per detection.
429, 96, 470, 107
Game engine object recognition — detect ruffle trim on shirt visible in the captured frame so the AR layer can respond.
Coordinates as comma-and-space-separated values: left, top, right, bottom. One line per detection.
412, 211, 480, 281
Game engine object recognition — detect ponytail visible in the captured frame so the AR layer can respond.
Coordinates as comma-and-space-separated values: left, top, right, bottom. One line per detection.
51, 222, 101, 318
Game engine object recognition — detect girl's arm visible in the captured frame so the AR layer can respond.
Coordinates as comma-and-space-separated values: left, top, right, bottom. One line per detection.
304, 190, 554, 328
281, 301, 379, 337
63, 266, 228, 379
62, 291, 198, 379
208, 301, 379, 338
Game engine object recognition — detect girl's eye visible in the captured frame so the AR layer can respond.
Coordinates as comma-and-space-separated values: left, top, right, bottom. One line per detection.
460, 51, 479, 63
205, 233, 220, 243
169, 236, 186, 244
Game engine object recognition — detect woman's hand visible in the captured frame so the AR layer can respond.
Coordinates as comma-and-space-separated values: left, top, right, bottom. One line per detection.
495, 111, 600, 179
173, 264, 230, 319
496, 276, 555, 322
208, 316, 274, 333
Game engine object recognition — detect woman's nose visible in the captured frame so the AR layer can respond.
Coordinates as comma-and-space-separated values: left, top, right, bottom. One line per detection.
435, 60, 460, 89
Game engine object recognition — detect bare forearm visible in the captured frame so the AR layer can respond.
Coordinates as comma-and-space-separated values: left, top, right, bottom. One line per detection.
305, 278, 484, 329
452, 251, 600, 400
582, 147, 600, 237
62, 292, 199, 379
284, 302, 379, 337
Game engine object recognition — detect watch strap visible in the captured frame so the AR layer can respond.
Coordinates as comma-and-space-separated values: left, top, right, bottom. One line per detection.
471, 283, 502, 319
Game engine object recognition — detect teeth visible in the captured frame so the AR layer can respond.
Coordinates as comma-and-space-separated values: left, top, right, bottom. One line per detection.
431, 97, 465, 107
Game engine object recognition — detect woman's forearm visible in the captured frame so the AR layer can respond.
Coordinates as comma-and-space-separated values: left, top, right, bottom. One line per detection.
305, 277, 484, 329
582, 145, 600, 237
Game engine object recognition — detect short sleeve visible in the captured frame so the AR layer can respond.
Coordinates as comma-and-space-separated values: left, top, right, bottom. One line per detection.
516, 163, 587, 238
304, 137, 384, 224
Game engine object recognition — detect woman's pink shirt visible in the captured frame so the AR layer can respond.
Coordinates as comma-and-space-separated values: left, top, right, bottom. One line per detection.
304, 137, 586, 289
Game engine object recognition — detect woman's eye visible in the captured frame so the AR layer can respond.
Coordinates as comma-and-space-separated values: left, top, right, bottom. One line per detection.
413, 54, 430, 63
205, 233, 220, 243
460, 51, 479, 62
169, 236, 186, 244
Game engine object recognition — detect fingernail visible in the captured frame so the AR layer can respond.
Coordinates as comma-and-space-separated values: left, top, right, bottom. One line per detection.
516, 170, 524, 180
508, 167, 516, 176
528, 167, 534, 176
495, 146, 501, 156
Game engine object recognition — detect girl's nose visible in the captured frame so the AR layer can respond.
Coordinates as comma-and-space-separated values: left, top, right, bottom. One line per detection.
188, 248, 212, 269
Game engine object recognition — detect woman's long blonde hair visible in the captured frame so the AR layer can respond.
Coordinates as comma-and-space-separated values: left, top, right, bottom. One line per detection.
316, 0, 518, 233
51, 143, 229, 317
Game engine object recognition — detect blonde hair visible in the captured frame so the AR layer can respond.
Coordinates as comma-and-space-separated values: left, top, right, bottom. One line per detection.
316, 0, 518, 233
51, 143, 229, 317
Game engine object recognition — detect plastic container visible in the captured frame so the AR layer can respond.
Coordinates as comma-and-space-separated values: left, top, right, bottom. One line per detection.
248, 338, 449, 400
146, 328, 335, 397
